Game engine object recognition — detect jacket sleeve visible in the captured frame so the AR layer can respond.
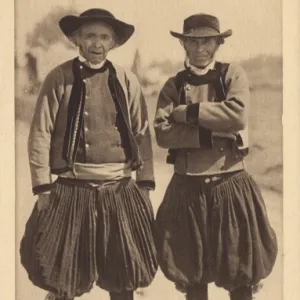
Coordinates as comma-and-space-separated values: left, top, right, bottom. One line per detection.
186, 63, 250, 132
28, 67, 63, 195
127, 73, 155, 190
154, 77, 213, 149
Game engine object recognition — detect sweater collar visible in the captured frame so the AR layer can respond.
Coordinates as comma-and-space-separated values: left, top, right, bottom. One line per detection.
78, 55, 107, 70
185, 58, 216, 76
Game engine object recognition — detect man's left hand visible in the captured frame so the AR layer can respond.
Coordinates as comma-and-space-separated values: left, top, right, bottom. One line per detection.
170, 105, 187, 123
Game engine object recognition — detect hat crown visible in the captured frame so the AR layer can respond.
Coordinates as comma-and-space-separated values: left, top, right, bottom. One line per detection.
59, 8, 135, 46
183, 14, 220, 34
80, 8, 115, 19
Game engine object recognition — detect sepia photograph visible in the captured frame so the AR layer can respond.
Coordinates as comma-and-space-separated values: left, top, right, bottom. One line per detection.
15, 1, 284, 300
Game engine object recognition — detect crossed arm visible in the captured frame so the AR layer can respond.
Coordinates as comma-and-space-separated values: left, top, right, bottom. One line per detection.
153, 63, 250, 149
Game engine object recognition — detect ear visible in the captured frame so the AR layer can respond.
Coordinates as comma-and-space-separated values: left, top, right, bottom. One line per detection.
108, 31, 120, 50
180, 39, 188, 51
109, 40, 119, 50
67, 30, 82, 48
67, 37, 78, 47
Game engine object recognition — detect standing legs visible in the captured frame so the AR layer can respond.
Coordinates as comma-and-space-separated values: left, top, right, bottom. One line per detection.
183, 284, 253, 300
109, 290, 134, 300
229, 286, 253, 300
186, 284, 208, 300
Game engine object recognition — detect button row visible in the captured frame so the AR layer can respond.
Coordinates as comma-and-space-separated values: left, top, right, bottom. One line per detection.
204, 176, 221, 184
84, 142, 122, 149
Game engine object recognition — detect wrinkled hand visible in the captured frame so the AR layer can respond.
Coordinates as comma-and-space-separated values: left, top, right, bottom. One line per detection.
139, 187, 150, 199
37, 193, 51, 212
170, 105, 187, 123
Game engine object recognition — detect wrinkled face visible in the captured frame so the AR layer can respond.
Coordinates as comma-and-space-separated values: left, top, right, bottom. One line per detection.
76, 21, 117, 64
183, 36, 219, 68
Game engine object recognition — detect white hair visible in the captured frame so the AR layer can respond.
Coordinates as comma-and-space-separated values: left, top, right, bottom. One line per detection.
67, 22, 119, 49
68, 27, 83, 47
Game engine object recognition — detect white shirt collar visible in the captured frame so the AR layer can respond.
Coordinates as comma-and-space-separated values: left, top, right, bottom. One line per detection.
78, 55, 107, 69
186, 58, 216, 76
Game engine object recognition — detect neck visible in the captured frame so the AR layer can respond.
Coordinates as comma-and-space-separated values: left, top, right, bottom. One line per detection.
185, 58, 215, 75
197, 64, 210, 69
79, 54, 107, 69
189, 59, 214, 70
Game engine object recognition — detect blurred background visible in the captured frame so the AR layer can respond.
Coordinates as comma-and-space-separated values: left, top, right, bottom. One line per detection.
15, 1, 283, 300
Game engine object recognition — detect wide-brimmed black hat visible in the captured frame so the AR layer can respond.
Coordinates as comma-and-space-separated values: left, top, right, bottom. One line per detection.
59, 8, 135, 46
170, 13, 232, 39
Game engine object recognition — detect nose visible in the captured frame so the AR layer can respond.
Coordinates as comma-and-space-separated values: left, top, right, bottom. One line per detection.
93, 37, 102, 48
196, 45, 205, 53
193, 41, 204, 52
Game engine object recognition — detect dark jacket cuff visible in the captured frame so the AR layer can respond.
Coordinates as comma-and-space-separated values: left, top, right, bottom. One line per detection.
32, 183, 54, 195
187, 102, 213, 148
136, 180, 155, 190
199, 126, 213, 148
186, 103, 200, 125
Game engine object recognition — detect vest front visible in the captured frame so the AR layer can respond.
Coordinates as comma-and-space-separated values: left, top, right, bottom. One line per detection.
75, 64, 131, 164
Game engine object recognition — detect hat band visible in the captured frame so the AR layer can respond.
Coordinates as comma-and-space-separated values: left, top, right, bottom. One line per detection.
184, 26, 220, 35
181, 27, 223, 38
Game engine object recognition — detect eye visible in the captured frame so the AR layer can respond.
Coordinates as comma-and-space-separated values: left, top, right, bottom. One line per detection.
187, 38, 198, 46
101, 35, 110, 40
205, 37, 215, 44
86, 33, 94, 39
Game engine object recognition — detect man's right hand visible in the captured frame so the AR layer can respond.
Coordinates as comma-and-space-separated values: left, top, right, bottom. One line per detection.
37, 192, 51, 212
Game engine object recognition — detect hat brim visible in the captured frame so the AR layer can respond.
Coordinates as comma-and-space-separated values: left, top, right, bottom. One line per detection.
59, 15, 135, 46
170, 28, 232, 39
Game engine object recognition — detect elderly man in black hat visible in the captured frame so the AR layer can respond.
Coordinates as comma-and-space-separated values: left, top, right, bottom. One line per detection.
154, 14, 277, 300
20, 9, 157, 300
